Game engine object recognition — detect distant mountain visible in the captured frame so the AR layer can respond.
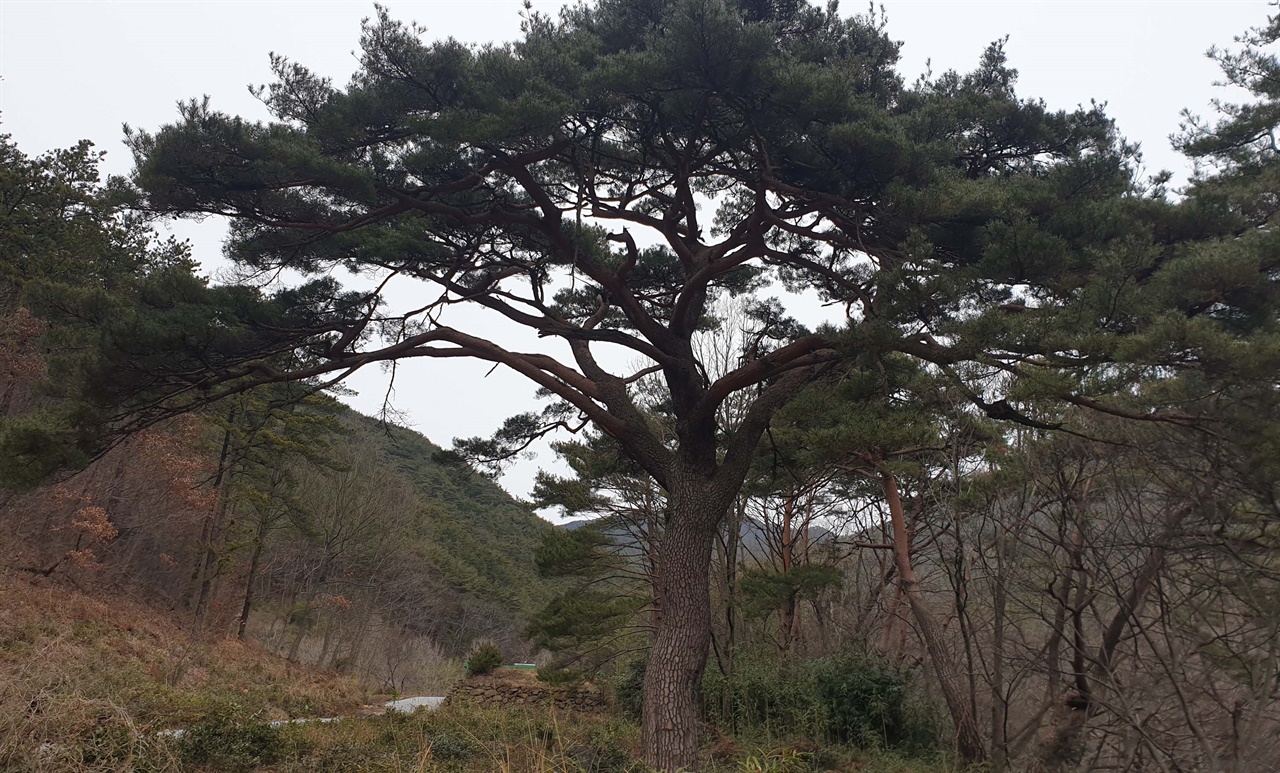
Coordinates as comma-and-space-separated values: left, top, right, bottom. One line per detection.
343, 411, 558, 651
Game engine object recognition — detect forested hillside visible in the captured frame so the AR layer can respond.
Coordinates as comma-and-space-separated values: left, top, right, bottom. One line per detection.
0, 395, 554, 685
0, 129, 553, 680
0, 152, 555, 682
365, 412, 554, 614
5, 0, 1280, 770
339, 411, 557, 654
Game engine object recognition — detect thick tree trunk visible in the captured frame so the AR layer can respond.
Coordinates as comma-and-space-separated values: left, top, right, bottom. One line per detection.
880, 470, 987, 764
642, 488, 722, 772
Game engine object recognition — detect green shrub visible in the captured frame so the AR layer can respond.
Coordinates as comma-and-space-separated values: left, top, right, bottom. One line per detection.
813, 650, 909, 747
613, 657, 646, 721
77, 721, 162, 771
703, 646, 939, 753
538, 663, 585, 686
425, 729, 477, 761
737, 747, 813, 773
704, 649, 824, 739
466, 641, 504, 676
177, 713, 289, 772
578, 723, 635, 772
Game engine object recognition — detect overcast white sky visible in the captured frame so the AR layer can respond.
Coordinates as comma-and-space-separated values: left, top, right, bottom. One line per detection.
1, 0, 1271, 513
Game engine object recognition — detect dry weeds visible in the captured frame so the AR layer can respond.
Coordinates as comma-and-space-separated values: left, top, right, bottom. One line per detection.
0, 569, 371, 771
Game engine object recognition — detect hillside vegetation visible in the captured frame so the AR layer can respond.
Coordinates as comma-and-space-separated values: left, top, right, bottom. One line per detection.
5, 0, 1280, 769
0, 570, 946, 773
0, 389, 555, 692
366, 413, 555, 616
0, 569, 369, 770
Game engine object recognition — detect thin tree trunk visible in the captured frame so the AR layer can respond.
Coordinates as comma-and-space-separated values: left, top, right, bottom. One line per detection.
1052, 502, 1190, 759
1046, 524, 1075, 706
287, 614, 308, 663
343, 599, 378, 674
318, 614, 337, 668
720, 497, 742, 727
1093, 503, 1189, 680
1044, 518, 1092, 770
990, 528, 1009, 772
779, 490, 795, 653
189, 410, 237, 611
194, 495, 233, 625
1048, 501, 1189, 767
952, 529, 980, 729
1068, 521, 1090, 709
880, 470, 986, 764
236, 520, 267, 641
862, 557, 897, 645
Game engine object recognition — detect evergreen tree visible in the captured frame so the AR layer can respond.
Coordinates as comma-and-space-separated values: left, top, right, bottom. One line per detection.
0, 133, 193, 487
119, 1, 1277, 766
525, 523, 650, 678
0, 132, 354, 490
189, 384, 341, 635
525, 428, 658, 677
1172, 6, 1280, 504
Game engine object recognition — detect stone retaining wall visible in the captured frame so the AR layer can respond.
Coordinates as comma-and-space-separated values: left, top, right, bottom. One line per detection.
447, 675, 607, 713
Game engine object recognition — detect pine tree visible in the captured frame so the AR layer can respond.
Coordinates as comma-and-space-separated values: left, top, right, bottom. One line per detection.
0, 133, 194, 487
1172, 6, 1280, 502
118, 1, 1278, 766
0, 131, 353, 490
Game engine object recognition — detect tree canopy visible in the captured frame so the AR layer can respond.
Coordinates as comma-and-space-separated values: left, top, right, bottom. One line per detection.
124, 0, 1213, 473
104, 0, 1280, 768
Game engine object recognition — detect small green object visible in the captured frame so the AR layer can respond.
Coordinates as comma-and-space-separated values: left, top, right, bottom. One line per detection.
466, 642, 503, 676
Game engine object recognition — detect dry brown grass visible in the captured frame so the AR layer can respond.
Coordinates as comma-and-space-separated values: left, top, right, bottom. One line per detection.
0, 571, 953, 773
486, 666, 542, 684
269, 701, 644, 773
0, 569, 372, 771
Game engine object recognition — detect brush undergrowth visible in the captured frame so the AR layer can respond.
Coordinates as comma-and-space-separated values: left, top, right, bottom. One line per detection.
0, 572, 368, 772
0, 572, 955, 772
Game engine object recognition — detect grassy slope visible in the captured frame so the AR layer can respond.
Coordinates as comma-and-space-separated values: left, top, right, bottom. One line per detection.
0, 536, 949, 773
0, 570, 372, 771
0, 416, 951, 772
0, 413, 567, 771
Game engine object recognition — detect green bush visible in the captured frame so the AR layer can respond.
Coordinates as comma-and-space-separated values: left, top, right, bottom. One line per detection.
77, 721, 164, 771
736, 747, 813, 773
425, 729, 477, 761
177, 713, 289, 772
703, 646, 939, 753
813, 651, 910, 747
580, 723, 635, 772
613, 657, 646, 721
537, 663, 585, 686
704, 649, 824, 739
466, 641, 504, 676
